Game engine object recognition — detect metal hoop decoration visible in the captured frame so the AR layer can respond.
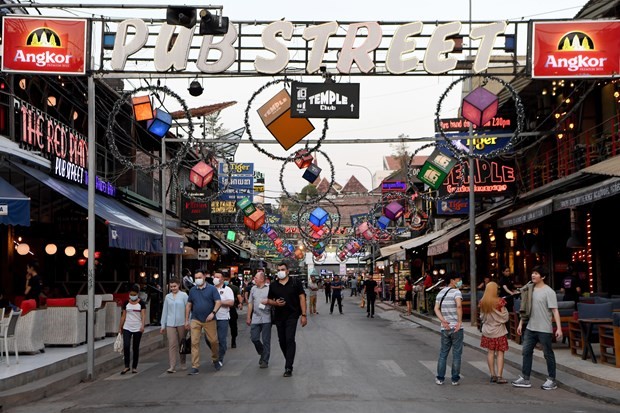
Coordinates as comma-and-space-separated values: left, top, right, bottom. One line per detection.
312, 252, 327, 264
335, 237, 366, 262
295, 198, 341, 246
406, 142, 467, 202
435, 74, 525, 159
172, 146, 233, 203
367, 192, 418, 239
280, 149, 335, 205
105, 85, 194, 172
243, 79, 329, 161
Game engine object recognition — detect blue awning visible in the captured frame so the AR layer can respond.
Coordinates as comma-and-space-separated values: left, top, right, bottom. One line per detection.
0, 177, 30, 227
12, 162, 183, 253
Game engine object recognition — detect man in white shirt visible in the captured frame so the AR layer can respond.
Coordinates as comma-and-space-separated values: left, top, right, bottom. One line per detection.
246, 270, 272, 368
213, 272, 235, 367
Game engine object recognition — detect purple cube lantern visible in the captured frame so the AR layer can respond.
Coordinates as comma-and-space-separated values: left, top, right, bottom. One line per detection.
267, 229, 278, 240
384, 201, 405, 221
309, 207, 329, 227
461, 86, 498, 128
377, 215, 391, 230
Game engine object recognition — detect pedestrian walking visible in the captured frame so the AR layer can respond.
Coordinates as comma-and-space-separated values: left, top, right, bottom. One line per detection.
363, 274, 377, 318
223, 272, 243, 348
329, 274, 344, 314
434, 272, 463, 386
184, 271, 221, 375
246, 270, 272, 368
323, 277, 331, 303
181, 268, 194, 292
479, 281, 509, 384
159, 278, 189, 373
264, 262, 307, 377
512, 266, 563, 390
119, 284, 146, 375
404, 276, 413, 315
350, 275, 358, 296
308, 275, 319, 314
213, 272, 234, 367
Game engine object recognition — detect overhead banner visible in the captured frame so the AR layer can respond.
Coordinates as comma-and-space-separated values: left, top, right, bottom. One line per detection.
218, 162, 254, 202
291, 82, 360, 118
2, 16, 87, 75
531, 20, 620, 79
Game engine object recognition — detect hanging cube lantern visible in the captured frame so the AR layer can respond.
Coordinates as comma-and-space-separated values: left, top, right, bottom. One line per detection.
311, 228, 325, 240
461, 86, 499, 127
267, 229, 278, 240
350, 241, 361, 253
309, 207, 329, 227
313, 241, 325, 254
384, 201, 405, 221
189, 160, 214, 188
294, 149, 314, 169
302, 163, 322, 183
338, 251, 348, 261
309, 222, 324, 233
132, 95, 153, 121
261, 224, 271, 234
257, 89, 315, 150
357, 222, 375, 240
377, 215, 391, 230
147, 109, 173, 137
243, 209, 265, 231
273, 238, 284, 248
236, 197, 256, 216
417, 148, 458, 190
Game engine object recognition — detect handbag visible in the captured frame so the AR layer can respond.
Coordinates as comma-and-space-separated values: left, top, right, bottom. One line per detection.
179, 331, 192, 355
113, 333, 123, 353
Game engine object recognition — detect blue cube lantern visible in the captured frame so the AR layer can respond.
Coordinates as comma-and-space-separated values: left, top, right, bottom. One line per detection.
147, 109, 173, 137
261, 224, 271, 234
309, 207, 329, 227
377, 215, 391, 230
302, 163, 322, 183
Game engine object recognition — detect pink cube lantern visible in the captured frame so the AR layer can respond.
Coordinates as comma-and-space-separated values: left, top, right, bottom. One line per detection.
294, 149, 314, 169
461, 86, 499, 127
267, 229, 278, 240
189, 161, 214, 188
357, 222, 374, 240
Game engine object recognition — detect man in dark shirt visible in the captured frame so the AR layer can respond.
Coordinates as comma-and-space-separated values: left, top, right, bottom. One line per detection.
323, 277, 331, 303
363, 274, 378, 318
223, 273, 244, 348
330, 274, 344, 314
24, 260, 43, 307
499, 267, 518, 312
264, 262, 307, 377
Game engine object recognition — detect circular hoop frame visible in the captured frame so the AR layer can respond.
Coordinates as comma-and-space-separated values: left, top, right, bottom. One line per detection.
367, 192, 418, 239
280, 149, 335, 205
295, 199, 341, 246
172, 146, 233, 203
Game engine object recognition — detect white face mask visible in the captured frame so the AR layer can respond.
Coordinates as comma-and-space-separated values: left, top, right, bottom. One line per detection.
129, 295, 139, 301
213, 277, 221, 285
277, 271, 287, 280
195, 278, 205, 286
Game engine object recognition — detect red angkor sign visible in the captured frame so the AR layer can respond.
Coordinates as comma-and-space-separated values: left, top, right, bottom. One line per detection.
531, 20, 620, 79
2, 16, 87, 75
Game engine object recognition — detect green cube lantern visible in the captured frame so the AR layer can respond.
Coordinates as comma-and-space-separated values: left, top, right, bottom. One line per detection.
236, 197, 256, 216
417, 148, 458, 190
227, 230, 236, 242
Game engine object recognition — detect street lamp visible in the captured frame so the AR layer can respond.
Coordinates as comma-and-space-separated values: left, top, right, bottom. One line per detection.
346, 162, 376, 277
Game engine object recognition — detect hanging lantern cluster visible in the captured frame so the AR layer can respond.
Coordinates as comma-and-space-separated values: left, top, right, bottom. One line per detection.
260, 223, 295, 258
131, 95, 173, 138
237, 197, 266, 231
337, 238, 364, 262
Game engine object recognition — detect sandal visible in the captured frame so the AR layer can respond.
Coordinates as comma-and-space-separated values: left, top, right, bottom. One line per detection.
490, 375, 497, 383
496, 377, 508, 384
131, 369, 138, 374
120, 368, 130, 375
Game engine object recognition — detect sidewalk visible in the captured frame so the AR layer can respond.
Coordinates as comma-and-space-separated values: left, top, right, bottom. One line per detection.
376, 301, 620, 405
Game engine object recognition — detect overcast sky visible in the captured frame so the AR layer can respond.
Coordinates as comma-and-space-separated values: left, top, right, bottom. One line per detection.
32, 0, 584, 199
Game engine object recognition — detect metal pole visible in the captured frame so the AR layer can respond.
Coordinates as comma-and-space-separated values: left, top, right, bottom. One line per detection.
468, 0, 478, 327
161, 139, 167, 293
86, 74, 96, 379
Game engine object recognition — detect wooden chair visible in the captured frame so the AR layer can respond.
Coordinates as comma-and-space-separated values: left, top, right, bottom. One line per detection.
599, 314, 620, 367
568, 302, 613, 357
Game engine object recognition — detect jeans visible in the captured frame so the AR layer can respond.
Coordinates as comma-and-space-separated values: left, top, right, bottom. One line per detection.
250, 322, 272, 363
350, 287, 357, 296
122, 329, 143, 369
274, 317, 299, 370
436, 328, 464, 382
521, 329, 556, 380
229, 307, 238, 344
216, 319, 229, 363
366, 294, 376, 315
330, 294, 343, 313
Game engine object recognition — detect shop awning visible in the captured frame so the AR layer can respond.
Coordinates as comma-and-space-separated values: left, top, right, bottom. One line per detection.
12, 162, 183, 253
497, 198, 553, 228
379, 227, 450, 258
428, 201, 512, 256
582, 155, 620, 177
0, 177, 30, 227
553, 177, 620, 210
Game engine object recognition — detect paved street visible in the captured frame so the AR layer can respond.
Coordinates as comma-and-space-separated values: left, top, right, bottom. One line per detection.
7, 296, 618, 413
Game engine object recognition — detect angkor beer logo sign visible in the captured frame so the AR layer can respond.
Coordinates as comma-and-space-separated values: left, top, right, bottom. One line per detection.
531, 20, 620, 78
2, 16, 87, 75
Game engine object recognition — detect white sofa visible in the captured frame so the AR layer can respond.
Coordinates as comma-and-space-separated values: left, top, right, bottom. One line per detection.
43, 298, 86, 346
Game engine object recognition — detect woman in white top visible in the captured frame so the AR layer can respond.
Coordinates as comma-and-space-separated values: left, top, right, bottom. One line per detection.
160, 278, 189, 373
119, 284, 146, 374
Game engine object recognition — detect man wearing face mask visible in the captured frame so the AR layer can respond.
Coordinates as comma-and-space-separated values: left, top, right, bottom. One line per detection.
185, 271, 222, 375
433, 272, 464, 386
223, 273, 243, 348
213, 272, 235, 368
264, 262, 307, 377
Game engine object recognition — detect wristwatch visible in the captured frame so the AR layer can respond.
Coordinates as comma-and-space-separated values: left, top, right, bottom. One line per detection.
212, 310, 217, 315
301, 314, 307, 317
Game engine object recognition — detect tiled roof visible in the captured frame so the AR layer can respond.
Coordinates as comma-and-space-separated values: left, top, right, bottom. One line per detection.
341, 175, 368, 193
316, 177, 340, 194
383, 155, 427, 170
170, 101, 237, 119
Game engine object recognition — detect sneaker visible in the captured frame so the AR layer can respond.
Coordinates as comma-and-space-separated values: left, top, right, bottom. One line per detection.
541, 378, 557, 390
451, 380, 460, 386
259, 361, 268, 369
188, 368, 199, 375
283, 369, 293, 377
166, 368, 176, 374
180, 364, 187, 371
435, 378, 444, 385
511, 376, 531, 388
213, 361, 222, 371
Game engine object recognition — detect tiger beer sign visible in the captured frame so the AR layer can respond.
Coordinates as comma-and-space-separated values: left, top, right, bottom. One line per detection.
2, 16, 87, 75
531, 20, 620, 79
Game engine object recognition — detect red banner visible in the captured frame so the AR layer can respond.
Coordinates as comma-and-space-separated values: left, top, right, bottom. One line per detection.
2, 16, 87, 75
531, 20, 620, 79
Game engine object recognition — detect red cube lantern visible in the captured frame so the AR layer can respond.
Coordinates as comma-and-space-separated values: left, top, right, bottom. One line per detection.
243, 209, 265, 231
274, 238, 284, 248
294, 149, 314, 169
189, 161, 215, 188
461, 86, 499, 127
132, 95, 153, 121
357, 222, 374, 240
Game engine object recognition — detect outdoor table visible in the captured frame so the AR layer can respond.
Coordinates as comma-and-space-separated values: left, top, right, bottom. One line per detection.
579, 318, 613, 363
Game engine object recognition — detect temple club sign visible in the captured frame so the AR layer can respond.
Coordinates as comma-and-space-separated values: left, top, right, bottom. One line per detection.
110, 19, 507, 75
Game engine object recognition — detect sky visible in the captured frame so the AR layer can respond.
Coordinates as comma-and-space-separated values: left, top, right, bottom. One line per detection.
28, 0, 586, 200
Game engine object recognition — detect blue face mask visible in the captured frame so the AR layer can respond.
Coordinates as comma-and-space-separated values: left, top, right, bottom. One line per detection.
224, 281, 229, 286
455, 280, 463, 288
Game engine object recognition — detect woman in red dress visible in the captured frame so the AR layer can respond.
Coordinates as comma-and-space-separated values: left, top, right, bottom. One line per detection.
479, 281, 509, 384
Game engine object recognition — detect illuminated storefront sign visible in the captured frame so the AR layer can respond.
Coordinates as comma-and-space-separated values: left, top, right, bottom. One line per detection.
438, 158, 516, 196
381, 181, 407, 192
531, 20, 620, 78
51, 157, 117, 197
2, 16, 87, 75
